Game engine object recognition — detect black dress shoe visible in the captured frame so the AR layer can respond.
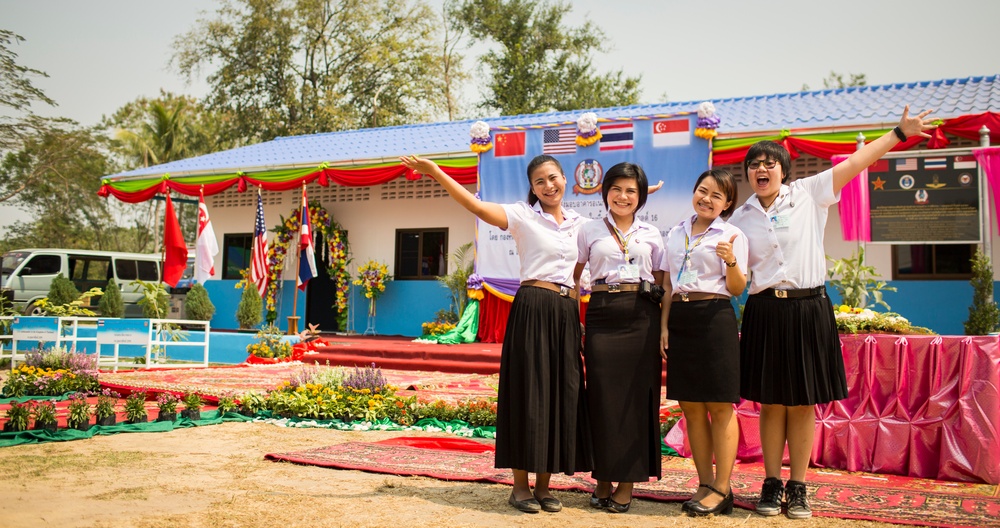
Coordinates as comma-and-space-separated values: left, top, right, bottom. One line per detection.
589, 492, 611, 509
508, 493, 541, 513
534, 495, 562, 512
682, 484, 711, 512
606, 497, 632, 513
687, 484, 734, 517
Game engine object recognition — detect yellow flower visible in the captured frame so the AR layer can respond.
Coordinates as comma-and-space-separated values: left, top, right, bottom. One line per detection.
838, 305, 851, 313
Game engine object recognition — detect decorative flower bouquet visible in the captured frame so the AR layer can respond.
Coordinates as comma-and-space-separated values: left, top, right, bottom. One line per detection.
66, 392, 91, 430
95, 389, 120, 426
32, 400, 58, 431
834, 305, 935, 335
124, 391, 149, 423
156, 392, 179, 422
354, 260, 392, 316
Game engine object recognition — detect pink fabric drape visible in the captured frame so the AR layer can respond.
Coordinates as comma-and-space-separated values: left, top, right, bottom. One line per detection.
973, 146, 1000, 232
665, 334, 1000, 484
834, 154, 871, 242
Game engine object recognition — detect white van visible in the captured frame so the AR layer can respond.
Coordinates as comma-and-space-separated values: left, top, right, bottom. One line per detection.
1, 249, 163, 317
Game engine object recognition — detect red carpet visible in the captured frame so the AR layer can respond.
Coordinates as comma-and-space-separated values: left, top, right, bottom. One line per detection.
97, 364, 499, 403
266, 437, 1000, 528
306, 335, 502, 374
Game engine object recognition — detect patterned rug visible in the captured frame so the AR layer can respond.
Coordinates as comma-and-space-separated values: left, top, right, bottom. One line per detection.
266, 437, 1000, 528
98, 364, 499, 402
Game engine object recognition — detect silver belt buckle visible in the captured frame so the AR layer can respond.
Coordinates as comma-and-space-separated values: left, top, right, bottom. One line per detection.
680, 292, 689, 302
774, 290, 788, 299
608, 283, 620, 293
558, 285, 571, 297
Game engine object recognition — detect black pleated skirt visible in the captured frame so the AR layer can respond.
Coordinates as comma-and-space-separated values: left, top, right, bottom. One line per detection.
494, 285, 592, 474
666, 298, 741, 403
584, 291, 662, 482
739, 289, 848, 406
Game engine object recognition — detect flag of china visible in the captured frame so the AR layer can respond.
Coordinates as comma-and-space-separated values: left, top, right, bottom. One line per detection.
494, 132, 526, 157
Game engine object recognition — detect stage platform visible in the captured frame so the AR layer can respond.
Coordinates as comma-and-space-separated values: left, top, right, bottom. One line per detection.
304, 335, 503, 375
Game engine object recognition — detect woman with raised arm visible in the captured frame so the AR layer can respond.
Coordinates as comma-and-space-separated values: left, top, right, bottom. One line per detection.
573, 162, 665, 514
728, 106, 936, 520
401, 154, 591, 514
660, 168, 747, 517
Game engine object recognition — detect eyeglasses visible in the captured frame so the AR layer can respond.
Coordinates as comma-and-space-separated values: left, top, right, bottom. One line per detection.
748, 159, 778, 170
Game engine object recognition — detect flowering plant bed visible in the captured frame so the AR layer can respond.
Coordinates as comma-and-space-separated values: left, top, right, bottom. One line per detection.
0, 347, 99, 398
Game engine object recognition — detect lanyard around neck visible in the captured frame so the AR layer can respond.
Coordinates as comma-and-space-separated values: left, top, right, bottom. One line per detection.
603, 217, 635, 260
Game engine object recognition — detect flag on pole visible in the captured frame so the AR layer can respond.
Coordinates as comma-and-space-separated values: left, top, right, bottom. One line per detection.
250, 190, 269, 297
195, 191, 219, 284
162, 193, 189, 287
297, 188, 318, 291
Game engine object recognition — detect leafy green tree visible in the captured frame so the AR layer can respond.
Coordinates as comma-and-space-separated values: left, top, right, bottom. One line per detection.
236, 281, 263, 329
132, 279, 170, 319
453, 0, 641, 115
184, 283, 216, 321
173, 0, 449, 142
964, 248, 1000, 335
436, 242, 474, 319
0, 30, 56, 154
48, 274, 80, 307
99, 278, 125, 318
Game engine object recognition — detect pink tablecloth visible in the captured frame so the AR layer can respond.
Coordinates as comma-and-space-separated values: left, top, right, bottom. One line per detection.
666, 334, 1000, 484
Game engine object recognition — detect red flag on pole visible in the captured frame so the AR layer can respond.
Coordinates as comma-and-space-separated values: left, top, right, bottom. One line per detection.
162, 193, 188, 287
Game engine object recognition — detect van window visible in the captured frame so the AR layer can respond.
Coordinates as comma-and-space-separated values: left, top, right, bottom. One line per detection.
70, 257, 111, 281
115, 259, 138, 281
22, 255, 60, 275
137, 260, 159, 281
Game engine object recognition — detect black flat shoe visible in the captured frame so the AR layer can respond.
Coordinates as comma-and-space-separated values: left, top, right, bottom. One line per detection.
534, 495, 562, 512
607, 497, 632, 513
682, 484, 711, 512
508, 493, 541, 513
589, 492, 611, 509
687, 484, 734, 517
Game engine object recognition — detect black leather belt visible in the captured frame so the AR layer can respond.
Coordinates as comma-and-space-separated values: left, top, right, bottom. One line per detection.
754, 286, 826, 299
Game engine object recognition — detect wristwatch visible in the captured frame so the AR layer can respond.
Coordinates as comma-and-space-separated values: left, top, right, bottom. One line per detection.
725, 260, 737, 268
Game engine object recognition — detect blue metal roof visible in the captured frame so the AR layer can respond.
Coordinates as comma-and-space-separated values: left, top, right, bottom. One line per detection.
107, 74, 1000, 181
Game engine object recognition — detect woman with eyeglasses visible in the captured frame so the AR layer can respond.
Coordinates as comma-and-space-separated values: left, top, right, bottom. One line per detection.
573, 162, 666, 514
660, 168, 747, 517
401, 154, 591, 515
727, 106, 936, 520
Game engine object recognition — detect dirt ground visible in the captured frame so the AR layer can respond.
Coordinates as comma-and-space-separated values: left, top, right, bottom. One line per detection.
0, 422, 899, 528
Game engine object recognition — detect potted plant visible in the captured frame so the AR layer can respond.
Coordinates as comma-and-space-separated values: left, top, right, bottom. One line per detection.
156, 393, 179, 422
964, 248, 1000, 335
66, 392, 92, 431
216, 392, 238, 416
181, 392, 203, 421
236, 279, 263, 330
124, 391, 149, 424
3, 400, 31, 432
237, 391, 265, 418
94, 389, 120, 426
827, 247, 896, 310
32, 400, 58, 433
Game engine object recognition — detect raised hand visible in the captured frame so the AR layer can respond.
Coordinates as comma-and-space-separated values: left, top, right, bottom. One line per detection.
898, 105, 937, 140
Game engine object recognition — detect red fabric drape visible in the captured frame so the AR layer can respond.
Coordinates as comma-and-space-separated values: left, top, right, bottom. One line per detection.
99, 164, 478, 203
476, 289, 511, 344
162, 194, 189, 287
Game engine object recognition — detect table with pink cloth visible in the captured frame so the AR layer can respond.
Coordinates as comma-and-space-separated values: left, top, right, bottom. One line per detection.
665, 334, 1000, 484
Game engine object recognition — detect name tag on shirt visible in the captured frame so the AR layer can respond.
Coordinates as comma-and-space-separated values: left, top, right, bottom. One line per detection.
618, 263, 640, 281
678, 269, 698, 286
770, 212, 791, 229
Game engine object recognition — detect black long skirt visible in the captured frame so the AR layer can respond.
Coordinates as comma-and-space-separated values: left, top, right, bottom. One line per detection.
666, 298, 740, 403
494, 285, 592, 474
584, 291, 662, 482
739, 289, 848, 406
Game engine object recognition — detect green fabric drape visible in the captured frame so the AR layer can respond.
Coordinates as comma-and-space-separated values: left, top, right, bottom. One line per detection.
423, 300, 481, 344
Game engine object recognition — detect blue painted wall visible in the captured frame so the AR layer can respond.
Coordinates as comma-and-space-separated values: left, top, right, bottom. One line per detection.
203, 279, 451, 337
202, 279, 987, 337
